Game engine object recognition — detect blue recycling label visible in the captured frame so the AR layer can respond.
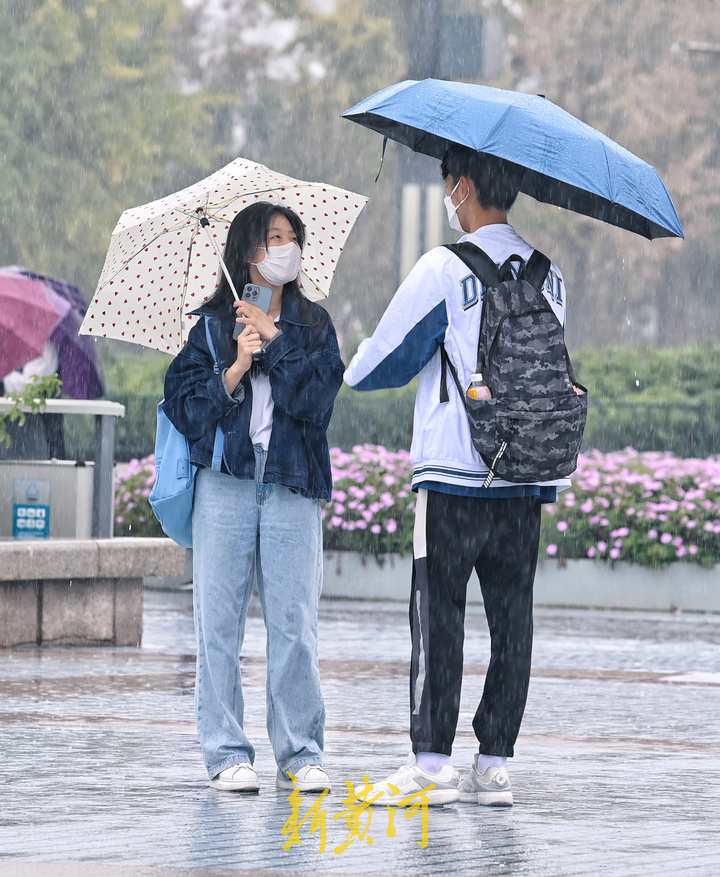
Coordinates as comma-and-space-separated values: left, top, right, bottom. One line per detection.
13, 504, 51, 539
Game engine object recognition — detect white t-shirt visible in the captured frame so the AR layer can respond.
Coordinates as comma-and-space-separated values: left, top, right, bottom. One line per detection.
249, 370, 273, 450
248, 317, 280, 450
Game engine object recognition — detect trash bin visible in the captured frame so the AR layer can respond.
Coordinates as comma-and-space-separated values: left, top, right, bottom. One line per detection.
0, 398, 124, 538
0, 460, 94, 540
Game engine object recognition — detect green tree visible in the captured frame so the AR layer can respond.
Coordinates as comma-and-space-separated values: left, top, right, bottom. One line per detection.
0, 0, 216, 299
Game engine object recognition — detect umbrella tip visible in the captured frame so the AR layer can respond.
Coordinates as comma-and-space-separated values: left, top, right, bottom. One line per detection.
536, 93, 546, 99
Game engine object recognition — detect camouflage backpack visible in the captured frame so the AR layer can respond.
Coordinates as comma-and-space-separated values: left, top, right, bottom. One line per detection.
440, 242, 587, 486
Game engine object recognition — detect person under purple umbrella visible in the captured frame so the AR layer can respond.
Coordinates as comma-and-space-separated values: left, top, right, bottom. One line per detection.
0, 268, 104, 460
1, 268, 104, 400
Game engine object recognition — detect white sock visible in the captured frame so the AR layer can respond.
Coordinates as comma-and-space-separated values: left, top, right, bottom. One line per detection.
415, 752, 451, 773
477, 754, 507, 774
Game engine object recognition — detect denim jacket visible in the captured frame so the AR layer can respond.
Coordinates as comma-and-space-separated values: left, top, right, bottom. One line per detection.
163, 287, 345, 501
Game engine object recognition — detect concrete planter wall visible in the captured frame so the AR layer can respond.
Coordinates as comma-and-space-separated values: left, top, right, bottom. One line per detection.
322, 551, 720, 613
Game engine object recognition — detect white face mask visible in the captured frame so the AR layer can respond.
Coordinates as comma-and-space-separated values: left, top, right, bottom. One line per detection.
444, 179, 469, 233
252, 241, 302, 287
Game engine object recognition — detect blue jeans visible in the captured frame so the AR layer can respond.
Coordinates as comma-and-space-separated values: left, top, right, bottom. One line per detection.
192, 447, 325, 779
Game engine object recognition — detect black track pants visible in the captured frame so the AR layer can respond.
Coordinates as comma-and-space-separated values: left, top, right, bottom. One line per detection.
409, 489, 541, 757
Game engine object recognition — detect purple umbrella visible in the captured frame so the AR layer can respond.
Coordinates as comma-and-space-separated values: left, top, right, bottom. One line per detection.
3, 268, 105, 400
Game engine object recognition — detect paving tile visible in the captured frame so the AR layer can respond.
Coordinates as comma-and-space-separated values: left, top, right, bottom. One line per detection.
0, 590, 719, 876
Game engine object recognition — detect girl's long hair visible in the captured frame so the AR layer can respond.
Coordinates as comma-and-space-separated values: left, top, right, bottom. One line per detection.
210, 201, 306, 304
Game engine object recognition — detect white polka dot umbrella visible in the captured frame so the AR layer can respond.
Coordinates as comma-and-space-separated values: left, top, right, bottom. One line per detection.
79, 157, 368, 354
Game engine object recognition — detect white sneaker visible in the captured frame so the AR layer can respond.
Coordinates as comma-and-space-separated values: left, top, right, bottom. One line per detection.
458, 754, 513, 806
276, 765, 332, 792
354, 754, 460, 807
209, 762, 259, 792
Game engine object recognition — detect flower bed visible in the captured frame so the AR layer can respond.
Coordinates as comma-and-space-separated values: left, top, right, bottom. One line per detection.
323, 446, 415, 556
113, 446, 720, 568
542, 449, 720, 568
114, 455, 162, 538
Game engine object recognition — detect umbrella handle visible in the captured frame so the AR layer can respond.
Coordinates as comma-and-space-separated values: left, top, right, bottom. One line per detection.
199, 215, 240, 302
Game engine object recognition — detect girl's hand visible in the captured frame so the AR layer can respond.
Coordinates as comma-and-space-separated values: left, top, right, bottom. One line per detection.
224, 323, 261, 394
234, 299, 279, 343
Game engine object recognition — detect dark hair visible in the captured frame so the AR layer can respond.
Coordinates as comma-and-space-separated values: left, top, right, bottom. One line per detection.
440, 145, 523, 213
210, 201, 306, 303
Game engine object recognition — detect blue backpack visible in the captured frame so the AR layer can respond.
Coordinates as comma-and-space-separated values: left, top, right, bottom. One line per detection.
149, 317, 224, 547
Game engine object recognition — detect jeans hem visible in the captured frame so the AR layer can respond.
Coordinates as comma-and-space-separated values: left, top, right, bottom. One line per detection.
280, 754, 324, 777
208, 753, 254, 779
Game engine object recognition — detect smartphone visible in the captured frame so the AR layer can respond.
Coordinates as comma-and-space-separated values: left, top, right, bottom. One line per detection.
233, 283, 273, 339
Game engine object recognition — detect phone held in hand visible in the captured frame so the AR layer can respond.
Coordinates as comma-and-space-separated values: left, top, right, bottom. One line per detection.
233, 283, 273, 340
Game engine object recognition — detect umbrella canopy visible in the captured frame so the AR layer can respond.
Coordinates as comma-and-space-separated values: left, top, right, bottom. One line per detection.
80, 157, 369, 354
0, 271, 68, 380
342, 79, 683, 241
2, 268, 104, 400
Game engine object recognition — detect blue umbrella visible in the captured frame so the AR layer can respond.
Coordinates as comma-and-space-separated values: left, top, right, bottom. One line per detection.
342, 79, 683, 240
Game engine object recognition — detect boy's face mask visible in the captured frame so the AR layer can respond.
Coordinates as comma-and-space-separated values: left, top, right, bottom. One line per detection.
444, 179, 469, 233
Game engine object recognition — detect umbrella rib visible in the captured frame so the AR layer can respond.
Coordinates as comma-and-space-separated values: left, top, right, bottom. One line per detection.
99, 216, 193, 287
178, 223, 199, 322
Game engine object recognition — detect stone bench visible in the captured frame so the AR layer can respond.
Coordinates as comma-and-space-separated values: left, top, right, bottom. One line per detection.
0, 538, 187, 648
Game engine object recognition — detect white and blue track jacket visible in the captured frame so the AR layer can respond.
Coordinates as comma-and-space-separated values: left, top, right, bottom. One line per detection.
344, 223, 572, 493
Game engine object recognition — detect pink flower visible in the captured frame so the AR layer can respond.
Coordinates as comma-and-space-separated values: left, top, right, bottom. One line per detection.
648, 529, 657, 539
385, 519, 397, 534
609, 548, 620, 559
581, 500, 593, 513
676, 546, 686, 558
597, 541, 607, 552
371, 524, 381, 535
557, 521, 568, 532
660, 533, 673, 544
689, 545, 698, 555
546, 544, 558, 556
587, 546, 597, 558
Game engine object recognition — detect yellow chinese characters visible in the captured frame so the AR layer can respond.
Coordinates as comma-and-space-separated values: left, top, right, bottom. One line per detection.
281, 773, 433, 854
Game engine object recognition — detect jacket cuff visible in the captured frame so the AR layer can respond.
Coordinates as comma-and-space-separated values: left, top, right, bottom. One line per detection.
221, 368, 245, 402
259, 330, 291, 374
209, 371, 240, 411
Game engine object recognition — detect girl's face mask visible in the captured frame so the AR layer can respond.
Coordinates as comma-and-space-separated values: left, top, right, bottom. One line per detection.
252, 241, 302, 287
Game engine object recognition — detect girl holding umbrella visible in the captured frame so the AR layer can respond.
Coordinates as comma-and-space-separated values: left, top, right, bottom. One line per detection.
163, 202, 344, 793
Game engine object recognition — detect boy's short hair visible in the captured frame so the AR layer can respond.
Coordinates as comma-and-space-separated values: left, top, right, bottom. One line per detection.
441, 145, 523, 212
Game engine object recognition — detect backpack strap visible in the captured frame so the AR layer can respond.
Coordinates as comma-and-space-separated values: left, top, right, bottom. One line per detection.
444, 242, 501, 288
440, 243, 499, 405
204, 316, 225, 471
518, 249, 551, 291
439, 343, 465, 404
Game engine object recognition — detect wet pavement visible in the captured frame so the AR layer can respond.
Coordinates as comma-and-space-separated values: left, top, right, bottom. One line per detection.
1, 589, 720, 876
